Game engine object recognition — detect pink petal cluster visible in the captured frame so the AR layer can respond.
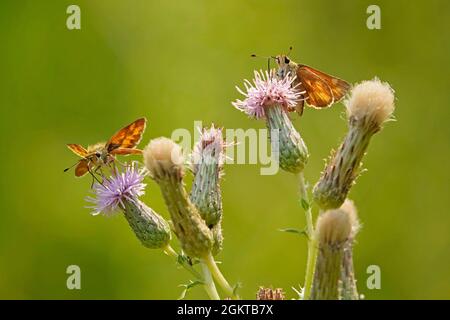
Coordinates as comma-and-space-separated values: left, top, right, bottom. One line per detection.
232, 70, 301, 119
86, 164, 146, 216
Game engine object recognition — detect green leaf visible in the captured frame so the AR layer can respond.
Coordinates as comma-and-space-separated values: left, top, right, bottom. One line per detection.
300, 198, 310, 211
177, 253, 189, 266
278, 227, 308, 238
178, 280, 204, 300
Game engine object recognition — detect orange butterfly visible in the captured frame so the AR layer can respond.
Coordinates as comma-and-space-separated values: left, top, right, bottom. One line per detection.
65, 118, 147, 177
275, 53, 350, 115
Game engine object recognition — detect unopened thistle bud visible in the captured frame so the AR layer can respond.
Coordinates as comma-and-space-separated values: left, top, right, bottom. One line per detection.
339, 200, 361, 300
313, 78, 395, 209
232, 70, 309, 173
86, 165, 171, 249
143, 137, 213, 258
256, 287, 285, 300
190, 125, 226, 255
190, 125, 225, 227
310, 200, 357, 300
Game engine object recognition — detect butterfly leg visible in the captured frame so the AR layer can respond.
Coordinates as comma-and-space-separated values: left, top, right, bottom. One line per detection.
88, 171, 95, 189
109, 158, 127, 174
93, 165, 103, 178
102, 159, 116, 178
95, 165, 110, 185
88, 166, 104, 188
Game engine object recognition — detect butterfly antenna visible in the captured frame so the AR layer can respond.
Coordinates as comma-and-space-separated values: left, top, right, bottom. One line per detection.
64, 161, 79, 173
251, 54, 276, 61
287, 46, 293, 56
251, 54, 276, 73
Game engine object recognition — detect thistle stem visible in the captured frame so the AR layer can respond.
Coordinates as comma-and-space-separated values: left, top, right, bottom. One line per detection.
200, 261, 221, 300
340, 244, 359, 300
310, 245, 343, 300
203, 253, 240, 299
303, 235, 318, 300
298, 172, 318, 300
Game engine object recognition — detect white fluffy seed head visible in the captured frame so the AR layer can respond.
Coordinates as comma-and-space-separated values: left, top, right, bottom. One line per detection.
316, 199, 358, 246
143, 137, 184, 179
345, 78, 395, 127
340, 199, 360, 238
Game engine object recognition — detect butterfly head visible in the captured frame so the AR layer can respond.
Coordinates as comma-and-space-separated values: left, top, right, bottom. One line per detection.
87, 142, 109, 164
275, 55, 297, 79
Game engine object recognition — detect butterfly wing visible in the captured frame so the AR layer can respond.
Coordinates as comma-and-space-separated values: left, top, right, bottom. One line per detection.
106, 118, 147, 152
297, 65, 350, 108
301, 65, 350, 103
67, 144, 89, 157
75, 159, 89, 177
110, 147, 143, 155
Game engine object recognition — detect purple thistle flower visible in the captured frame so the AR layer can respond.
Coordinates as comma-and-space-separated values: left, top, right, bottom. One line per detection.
232, 70, 302, 119
191, 124, 226, 174
86, 164, 146, 216
232, 70, 309, 173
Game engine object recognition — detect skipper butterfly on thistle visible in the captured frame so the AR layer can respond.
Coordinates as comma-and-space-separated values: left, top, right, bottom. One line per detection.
275, 48, 350, 115
65, 118, 147, 178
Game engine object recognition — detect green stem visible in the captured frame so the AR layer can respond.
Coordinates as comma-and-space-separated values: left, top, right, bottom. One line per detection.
298, 173, 317, 300
298, 173, 313, 236
204, 253, 240, 299
200, 261, 221, 300
303, 235, 318, 300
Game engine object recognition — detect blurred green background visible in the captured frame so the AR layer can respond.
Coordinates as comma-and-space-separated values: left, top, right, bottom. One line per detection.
0, 0, 449, 299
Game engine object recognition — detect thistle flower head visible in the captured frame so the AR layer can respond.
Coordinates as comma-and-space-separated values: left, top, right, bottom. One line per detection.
190, 124, 226, 229
231, 70, 308, 173
191, 124, 226, 174
123, 200, 171, 249
345, 78, 395, 128
313, 78, 396, 209
256, 287, 285, 300
311, 201, 357, 300
145, 137, 213, 257
232, 70, 301, 119
315, 200, 356, 246
86, 164, 146, 216
143, 137, 184, 180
